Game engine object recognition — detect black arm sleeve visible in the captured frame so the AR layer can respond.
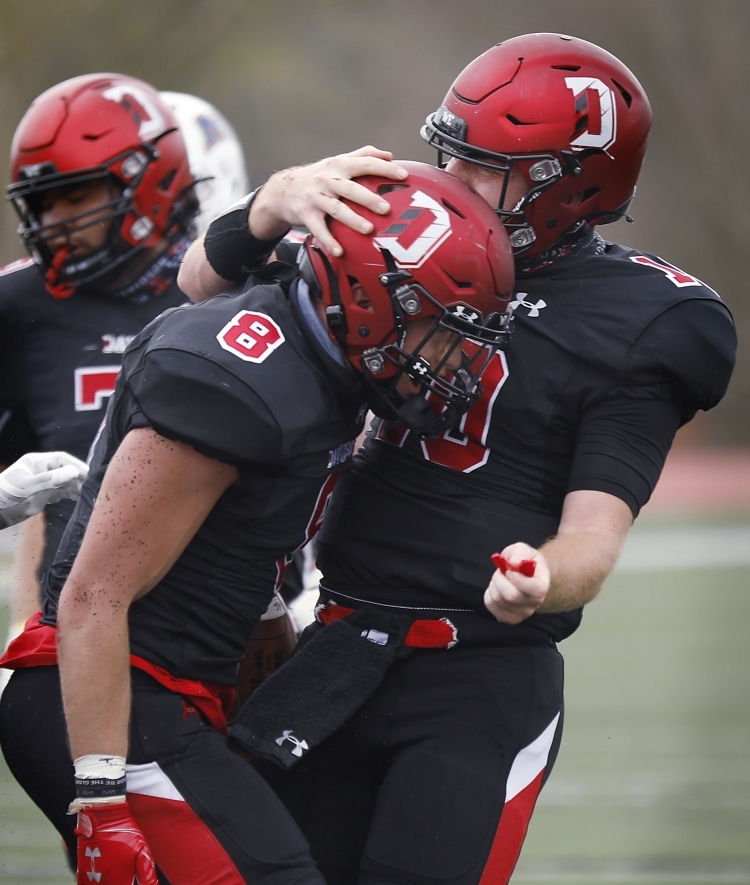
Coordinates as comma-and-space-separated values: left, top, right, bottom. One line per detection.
204, 189, 288, 282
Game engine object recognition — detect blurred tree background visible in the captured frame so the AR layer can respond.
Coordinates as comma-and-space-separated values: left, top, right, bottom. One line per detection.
0, 0, 747, 444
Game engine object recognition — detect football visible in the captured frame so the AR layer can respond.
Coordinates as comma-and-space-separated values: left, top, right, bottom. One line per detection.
235, 595, 298, 710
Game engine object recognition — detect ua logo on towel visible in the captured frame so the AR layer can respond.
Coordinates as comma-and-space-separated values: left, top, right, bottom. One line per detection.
275, 730, 309, 758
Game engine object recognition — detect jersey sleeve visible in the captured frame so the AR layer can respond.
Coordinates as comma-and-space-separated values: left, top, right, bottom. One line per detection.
567, 383, 683, 517
629, 297, 736, 418
567, 297, 736, 517
127, 347, 282, 465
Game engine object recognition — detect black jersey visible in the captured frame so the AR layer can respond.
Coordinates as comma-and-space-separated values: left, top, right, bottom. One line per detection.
0, 249, 189, 572
41, 278, 364, 684
317, 233, 736, 643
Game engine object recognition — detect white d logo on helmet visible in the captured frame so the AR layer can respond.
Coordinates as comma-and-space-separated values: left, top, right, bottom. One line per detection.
102, 85, 166, 140
373, 191, 451, 268
564, 77, 617, 152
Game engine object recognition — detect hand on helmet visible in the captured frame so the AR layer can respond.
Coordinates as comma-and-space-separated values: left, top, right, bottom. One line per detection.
484, 542, 550, 624
0, 451, 89, 527
250, 146, 409, 256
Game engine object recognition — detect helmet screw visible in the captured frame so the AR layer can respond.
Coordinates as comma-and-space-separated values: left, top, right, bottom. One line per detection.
363, 352, 386, 374
130, 216, 154, 241
358, 326, 370, 338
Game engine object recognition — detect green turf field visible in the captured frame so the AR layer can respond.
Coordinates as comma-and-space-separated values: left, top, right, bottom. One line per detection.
1, 520, 749, 884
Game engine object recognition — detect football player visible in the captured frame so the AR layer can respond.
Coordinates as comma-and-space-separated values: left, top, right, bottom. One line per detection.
0, 163, 514, 884
0, 79, 252, 672
0, 74, 197, 642
179, 34, 737, 885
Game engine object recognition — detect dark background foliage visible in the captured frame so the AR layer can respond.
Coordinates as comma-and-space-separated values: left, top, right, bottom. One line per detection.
1, 0, 747, 444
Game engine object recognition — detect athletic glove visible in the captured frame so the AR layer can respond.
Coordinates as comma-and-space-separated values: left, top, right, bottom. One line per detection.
75, 802, 159, 885
0, 451, 88, 527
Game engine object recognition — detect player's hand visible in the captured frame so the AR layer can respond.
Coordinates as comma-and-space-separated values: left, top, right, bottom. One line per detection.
484, 543, 550, 625
250, 146, 409, 255
75, 802, 159, 885
0, 451, 89, 527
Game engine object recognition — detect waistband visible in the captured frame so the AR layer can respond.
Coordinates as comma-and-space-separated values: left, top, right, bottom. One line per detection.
317, 603, 458, 649
316, 590, 555, 650
0, 612, 235, 734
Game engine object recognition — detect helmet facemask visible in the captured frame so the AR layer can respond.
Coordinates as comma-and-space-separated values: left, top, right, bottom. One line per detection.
358, 256, 509, 437
299, 160, 515, 437
304, 243, 510, 438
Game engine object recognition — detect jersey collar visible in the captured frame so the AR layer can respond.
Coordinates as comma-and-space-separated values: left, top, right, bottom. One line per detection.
515, 226, 606, 279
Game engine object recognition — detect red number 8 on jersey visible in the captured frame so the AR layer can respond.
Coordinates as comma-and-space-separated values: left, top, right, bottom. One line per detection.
216, 310, 286, 363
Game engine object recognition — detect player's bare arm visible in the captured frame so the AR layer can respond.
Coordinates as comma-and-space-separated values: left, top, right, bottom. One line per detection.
485, 489, 633, 625
178, 145, 408, 303
57, 427, 238, 758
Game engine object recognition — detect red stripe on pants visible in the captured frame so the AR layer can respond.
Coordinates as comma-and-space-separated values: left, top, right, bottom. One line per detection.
128, 792, 245, 885
478, 769, 545, 885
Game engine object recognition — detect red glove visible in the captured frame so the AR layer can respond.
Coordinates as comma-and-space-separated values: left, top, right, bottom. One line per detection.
491, 552, 537, 578
75, 802, 159, 885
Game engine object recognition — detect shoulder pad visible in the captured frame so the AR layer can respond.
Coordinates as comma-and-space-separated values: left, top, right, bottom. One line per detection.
124, 284, 333, 463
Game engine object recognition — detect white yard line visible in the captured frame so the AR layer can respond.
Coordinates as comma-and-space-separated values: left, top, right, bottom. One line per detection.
616, 524, 750, 572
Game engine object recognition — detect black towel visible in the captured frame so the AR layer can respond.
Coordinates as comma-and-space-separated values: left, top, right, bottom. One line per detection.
229, 607, 413, 768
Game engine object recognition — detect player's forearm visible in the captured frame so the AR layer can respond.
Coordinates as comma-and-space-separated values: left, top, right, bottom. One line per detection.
536, 528, 624, 613
485, 490, 632, 624
178, 234, 235, 303
178, 193, 287, 303
537, 489, 633, 613
57, 593, 131, 757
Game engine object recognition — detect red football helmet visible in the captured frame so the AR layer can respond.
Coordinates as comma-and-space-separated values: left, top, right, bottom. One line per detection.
7, 73, 195, 296
421, 34, 653, 256
298, 161, 514, 435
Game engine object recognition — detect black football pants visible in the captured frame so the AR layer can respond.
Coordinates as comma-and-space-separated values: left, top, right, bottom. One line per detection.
255, 643, 564, 885
0, 666, 324, 885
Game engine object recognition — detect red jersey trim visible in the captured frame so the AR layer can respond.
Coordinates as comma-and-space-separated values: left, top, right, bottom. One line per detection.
0, 613, 234, 735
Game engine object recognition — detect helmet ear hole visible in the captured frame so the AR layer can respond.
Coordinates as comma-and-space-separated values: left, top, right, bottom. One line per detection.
562, 187, 600, 207
349, 277, 374, 312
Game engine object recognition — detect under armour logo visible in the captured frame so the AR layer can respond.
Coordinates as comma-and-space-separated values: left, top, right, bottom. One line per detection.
276, 730, 309, 758
85, 847, 101, 882
450, 304, 481, 324
508, 293, 547, 318
411, 358, 430, 376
